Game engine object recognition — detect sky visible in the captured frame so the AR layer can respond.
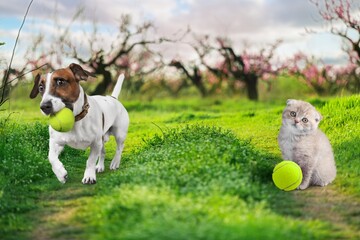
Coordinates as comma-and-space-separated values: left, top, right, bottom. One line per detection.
0, 0, 352, 69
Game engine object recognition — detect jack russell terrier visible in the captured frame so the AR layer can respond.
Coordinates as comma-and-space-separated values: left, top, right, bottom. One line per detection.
30, 63, 129, 184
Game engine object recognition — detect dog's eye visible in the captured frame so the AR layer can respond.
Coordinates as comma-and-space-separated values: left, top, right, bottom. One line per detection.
302, 118, 308, 123
55, 78, 66, 86
39, 85, 44, 93
290, 111, 296, 117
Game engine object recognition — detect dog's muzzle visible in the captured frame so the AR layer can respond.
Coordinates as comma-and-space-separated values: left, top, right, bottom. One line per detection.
40, 101, 53, 115
40, 101, 74, 115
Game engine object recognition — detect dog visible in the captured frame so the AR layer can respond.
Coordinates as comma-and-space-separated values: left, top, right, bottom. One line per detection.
30, 63, 129, 184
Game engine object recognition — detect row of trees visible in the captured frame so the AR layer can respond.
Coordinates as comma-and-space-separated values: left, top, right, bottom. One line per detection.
1, 0, 359, 105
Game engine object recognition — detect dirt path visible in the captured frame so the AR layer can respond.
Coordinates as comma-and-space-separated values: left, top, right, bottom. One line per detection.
30, 181, 96, 240
293, 185, 360, 239
30, 182, 360, 240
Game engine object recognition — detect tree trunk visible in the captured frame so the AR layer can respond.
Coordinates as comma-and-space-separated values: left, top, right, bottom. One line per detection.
244, 74, 258, 101
92, 68, 112, 95
191, 67, 208, 97
193, 79, 208, 97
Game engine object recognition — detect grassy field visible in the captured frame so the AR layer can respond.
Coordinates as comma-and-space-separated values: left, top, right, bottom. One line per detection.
0, 83, 359, 239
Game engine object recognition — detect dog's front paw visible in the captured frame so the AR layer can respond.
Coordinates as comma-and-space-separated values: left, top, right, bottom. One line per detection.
52, 164, 68, 184
82, 169, 96, 184
82, 177, 96, 184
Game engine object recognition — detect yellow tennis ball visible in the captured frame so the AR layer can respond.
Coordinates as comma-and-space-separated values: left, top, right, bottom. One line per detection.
272, 161, 303, 191
49, 108, 75, 132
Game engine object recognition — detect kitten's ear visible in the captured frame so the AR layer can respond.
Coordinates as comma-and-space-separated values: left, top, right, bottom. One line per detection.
315, 111, 323, 122
286, 99, 296, 106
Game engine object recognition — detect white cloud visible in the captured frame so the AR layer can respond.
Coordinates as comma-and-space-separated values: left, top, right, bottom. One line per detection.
0, 0, 349, 68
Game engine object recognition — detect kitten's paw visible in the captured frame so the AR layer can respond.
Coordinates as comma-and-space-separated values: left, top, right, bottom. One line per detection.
298, 183, 309, 190
319, 182, 330, 187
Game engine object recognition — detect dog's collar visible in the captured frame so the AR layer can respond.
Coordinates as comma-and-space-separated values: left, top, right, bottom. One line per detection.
75, 93, 89, 122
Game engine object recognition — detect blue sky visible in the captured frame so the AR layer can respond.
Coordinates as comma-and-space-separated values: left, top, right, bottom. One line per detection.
0, 0, 352, 68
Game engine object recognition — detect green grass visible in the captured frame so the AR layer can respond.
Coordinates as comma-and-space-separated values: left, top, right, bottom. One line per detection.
0, 119, 84, 238
0, 121, 50, 236
320, 96, 360, 195
0, 91, 359, 239
76, 126, 331, 240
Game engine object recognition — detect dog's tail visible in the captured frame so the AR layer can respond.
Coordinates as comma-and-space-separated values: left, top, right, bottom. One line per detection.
111, 74, 125, 99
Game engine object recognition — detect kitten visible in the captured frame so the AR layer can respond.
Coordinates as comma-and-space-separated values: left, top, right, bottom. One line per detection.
277, 99, 336, 190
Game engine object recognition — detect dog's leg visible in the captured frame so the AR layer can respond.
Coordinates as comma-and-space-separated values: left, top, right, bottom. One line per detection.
96, 132, 110, 173
96, 144, 106, 173
82, 140, 102, 184
110, 133, 126, 170
49, 139, 68, 183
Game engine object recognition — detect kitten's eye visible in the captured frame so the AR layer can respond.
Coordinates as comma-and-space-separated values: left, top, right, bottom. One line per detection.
302, 118, 308, 123
290, 111, 296, 117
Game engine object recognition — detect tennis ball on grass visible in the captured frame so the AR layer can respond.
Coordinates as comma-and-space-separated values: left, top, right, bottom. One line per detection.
272, 161, 303, 191
49, 108, 75, 132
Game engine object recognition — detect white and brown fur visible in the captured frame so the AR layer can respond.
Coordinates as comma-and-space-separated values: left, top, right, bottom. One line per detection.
30, 63, 129, 184
278, 99, 336, 190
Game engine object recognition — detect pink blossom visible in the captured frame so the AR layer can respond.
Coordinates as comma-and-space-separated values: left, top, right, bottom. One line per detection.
303, 65, 319, 80
242, 56, 250, 74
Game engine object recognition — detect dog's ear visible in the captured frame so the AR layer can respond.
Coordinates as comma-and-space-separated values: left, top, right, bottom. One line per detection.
29, 74, 41, 99
69, 63, 96, 81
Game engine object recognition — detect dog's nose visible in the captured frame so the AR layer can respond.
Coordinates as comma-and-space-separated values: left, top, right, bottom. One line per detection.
40, 101, 53, 115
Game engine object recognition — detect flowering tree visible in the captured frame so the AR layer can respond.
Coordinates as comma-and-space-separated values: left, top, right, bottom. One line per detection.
312, 0, 360, 62
287, 52, 358, 94
168, 35, 282, 100
310, 0, 360, 93
192, 36, 282, 100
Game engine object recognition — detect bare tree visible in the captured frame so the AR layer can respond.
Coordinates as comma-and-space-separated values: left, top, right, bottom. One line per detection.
169, 60, 209, 97
0, 0, 34, 107
62, 14, 165, 95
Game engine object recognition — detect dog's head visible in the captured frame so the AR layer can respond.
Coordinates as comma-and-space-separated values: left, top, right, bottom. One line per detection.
30, 63, 95, 115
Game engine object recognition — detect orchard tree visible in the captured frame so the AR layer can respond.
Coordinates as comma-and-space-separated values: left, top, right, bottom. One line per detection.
190, 36, 281, 100
312, 0, 360, 63
168, 35, 281, 100
169, 59, 208, 97
63, 14, 165, 95
5, 13, 167, 96
217, 38, 281, 100
311, 0, 360, 93
287, 52, 358, 94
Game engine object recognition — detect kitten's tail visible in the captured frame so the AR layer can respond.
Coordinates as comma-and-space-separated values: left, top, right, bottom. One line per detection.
111, 74, 125, 99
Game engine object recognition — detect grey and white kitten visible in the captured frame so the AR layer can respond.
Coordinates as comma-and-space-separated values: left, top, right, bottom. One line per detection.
277, 99, 336, 190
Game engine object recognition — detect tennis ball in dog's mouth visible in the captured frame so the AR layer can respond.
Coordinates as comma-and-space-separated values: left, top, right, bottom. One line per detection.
272, 160, 303, 191
49, 108, 75, 132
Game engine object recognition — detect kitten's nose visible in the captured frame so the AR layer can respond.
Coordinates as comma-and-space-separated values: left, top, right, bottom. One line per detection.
294, 118, 300, 124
